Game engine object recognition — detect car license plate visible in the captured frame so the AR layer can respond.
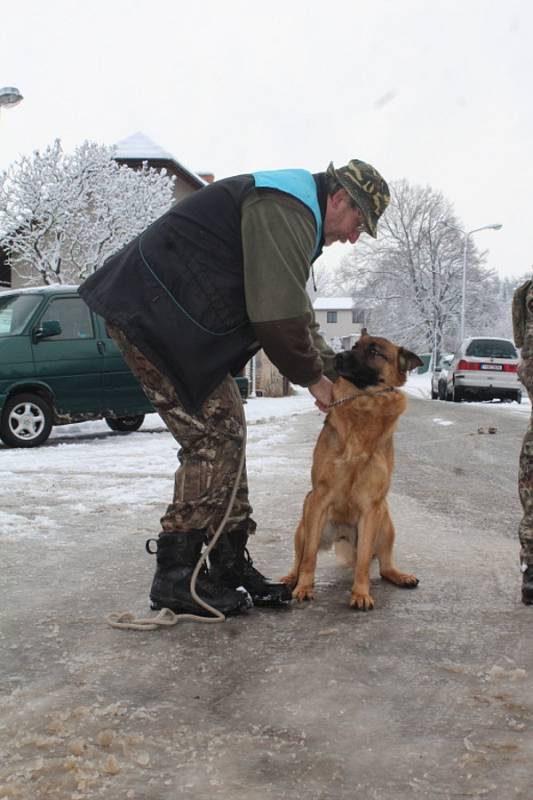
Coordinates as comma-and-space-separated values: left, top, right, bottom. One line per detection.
480, 363, 502, 370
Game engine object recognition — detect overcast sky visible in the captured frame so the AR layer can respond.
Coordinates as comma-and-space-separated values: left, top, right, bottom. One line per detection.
1, 0, 531, 281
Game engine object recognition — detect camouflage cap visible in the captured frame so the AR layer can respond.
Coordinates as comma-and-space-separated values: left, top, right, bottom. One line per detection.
326, 159, 390, 238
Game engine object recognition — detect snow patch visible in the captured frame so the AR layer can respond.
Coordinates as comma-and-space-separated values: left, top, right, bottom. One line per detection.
0, 510, 60, 540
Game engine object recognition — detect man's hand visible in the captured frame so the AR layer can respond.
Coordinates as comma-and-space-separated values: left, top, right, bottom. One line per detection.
308, 375, 334, 412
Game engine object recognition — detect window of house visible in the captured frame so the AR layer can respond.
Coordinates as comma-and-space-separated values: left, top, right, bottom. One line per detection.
326, 311, 337, 324
352, 308, 366, 324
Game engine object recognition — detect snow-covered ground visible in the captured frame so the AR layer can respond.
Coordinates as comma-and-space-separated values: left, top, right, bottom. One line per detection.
1, 373, 528, 544
46, 385, 319, 444
39, 368, 530, 446
0, 388, 318, 542
6, 369, 531, 454
44, 369, 531, 442
2, 371, 531, 800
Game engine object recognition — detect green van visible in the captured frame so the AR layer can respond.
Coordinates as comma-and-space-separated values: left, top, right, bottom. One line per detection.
0, 285, 154, 447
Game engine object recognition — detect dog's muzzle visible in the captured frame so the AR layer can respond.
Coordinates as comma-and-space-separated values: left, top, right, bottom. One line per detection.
335, 351, 352, 370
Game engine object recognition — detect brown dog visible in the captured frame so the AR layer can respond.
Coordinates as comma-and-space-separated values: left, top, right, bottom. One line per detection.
281, 332, 423, 610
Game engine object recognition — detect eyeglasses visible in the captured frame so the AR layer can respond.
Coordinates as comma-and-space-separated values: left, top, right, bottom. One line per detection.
341, 191, 369, 235
346, 197, 368, 233
349, 201, 369, 234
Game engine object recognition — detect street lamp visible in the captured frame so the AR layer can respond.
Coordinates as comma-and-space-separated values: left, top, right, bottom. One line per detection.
441, 221, 502, 341
0, 86, 23, 110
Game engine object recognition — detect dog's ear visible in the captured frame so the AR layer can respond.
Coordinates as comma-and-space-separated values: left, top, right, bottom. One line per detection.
360, 327, 368, 337
398, 348, 424, 374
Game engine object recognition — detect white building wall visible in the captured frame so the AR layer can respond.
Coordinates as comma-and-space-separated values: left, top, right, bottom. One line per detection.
314, 308, 360, 339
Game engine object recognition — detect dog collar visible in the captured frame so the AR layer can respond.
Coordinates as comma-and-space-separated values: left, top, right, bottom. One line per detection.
328, 386, 398, 410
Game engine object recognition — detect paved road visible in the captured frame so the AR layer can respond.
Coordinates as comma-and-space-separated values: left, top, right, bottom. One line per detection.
1, 397, 532, 800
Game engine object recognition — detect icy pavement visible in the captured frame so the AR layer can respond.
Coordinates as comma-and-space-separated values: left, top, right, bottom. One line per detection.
1, 378, 533, 799
0, 389, 317, 543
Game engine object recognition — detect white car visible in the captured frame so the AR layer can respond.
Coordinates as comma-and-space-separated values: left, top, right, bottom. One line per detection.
430, 354, 453, 400
443, 336, 522, 403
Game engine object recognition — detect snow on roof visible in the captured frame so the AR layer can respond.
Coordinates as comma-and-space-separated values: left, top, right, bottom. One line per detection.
313, 296, 354, 311
113, 132, 175, 161
112, 132, 207, 186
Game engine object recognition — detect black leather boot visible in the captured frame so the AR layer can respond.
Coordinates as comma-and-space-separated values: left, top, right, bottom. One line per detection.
146, 531, 252, 616
522, 564, 533, 605
209, 530, 292, 606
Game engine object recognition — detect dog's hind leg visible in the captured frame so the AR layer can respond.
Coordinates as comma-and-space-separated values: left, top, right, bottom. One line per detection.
376, 505, 419, 589
291, 488, 330, 601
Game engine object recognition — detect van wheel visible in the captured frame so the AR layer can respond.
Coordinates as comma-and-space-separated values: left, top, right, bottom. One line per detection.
0, 393, 53, 448
105, 414, 145, 433
515, 391, 522, 404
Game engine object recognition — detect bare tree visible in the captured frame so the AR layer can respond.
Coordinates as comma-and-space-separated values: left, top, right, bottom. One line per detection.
0, 140, 175, 285
308, 257, 351, 298
472, 271, 532, 341
337, 180, 494, 360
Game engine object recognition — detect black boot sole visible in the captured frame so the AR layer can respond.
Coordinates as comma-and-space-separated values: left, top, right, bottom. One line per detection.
209, 580, 293, 607
251, 593, 292, 607
150, 593, 252, 617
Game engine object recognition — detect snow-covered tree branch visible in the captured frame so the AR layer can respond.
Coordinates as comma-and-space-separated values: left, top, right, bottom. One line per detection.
336, 180, 512, 358
0, 140, 175, 285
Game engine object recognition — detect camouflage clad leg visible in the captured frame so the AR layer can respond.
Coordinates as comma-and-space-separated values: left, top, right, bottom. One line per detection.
518, 360, 533, 566
514, 279, 533, 569
512, 279, 533, 604
107, 324, 256, 537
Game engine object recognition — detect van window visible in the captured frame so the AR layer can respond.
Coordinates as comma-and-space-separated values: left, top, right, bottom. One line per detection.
41, 297, 94, 340
0, 293, 41, 336
466, 339, 517, 359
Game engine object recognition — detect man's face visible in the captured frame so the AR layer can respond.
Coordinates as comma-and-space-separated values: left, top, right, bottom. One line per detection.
323, 189, 368, 246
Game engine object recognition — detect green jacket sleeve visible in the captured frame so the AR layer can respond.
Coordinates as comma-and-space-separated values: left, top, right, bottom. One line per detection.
241, 189, 326, 386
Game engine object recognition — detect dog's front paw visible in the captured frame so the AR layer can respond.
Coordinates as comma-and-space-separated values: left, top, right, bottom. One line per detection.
292, 582, 314, 601
350, 591, 374, 611
279, 572, 297, 589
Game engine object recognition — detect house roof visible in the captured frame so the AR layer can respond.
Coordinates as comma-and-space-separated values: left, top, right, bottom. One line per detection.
112, 132, 206, 187
113, 132, 175, 160
313, 296, 354, 311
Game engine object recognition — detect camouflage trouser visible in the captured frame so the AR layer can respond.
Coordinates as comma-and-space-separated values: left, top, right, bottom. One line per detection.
518, 359, 533, 565
107, 324, 256, 538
